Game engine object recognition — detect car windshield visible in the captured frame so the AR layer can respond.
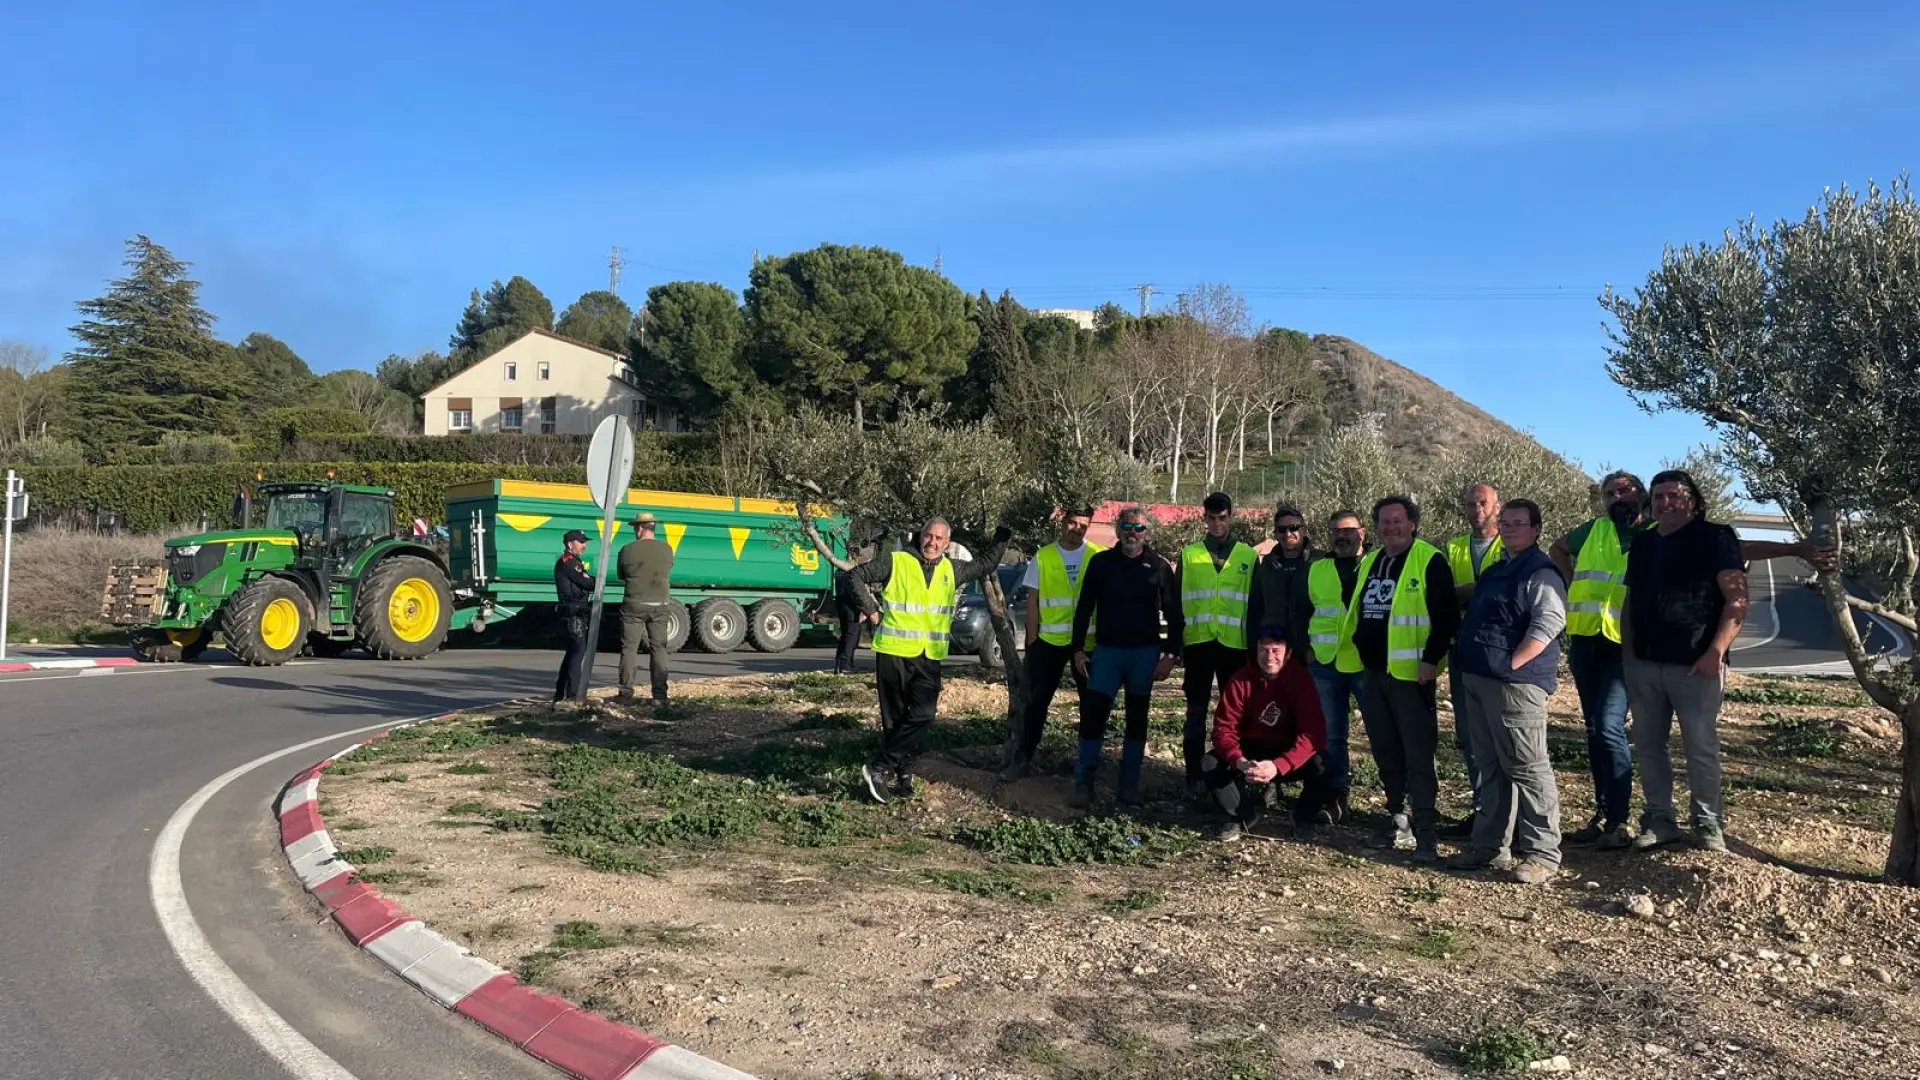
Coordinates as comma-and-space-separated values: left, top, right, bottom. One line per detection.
264, 492, 328, 531
960, 564, 1026, 599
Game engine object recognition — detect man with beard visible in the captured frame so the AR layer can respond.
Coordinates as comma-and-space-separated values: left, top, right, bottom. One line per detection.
1550, 471, 1830, 849
849, 517, 1011, 803
1303, 509, 1367, 825
1441, 483, 1504, 840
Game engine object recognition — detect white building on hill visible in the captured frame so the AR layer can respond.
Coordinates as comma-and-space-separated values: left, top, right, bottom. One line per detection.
419, 328, 686, 436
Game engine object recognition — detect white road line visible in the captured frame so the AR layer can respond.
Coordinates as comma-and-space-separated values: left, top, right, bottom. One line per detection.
1733, 559, 1780, 652
0, 660, 323, 687
150, 720, 404, 1080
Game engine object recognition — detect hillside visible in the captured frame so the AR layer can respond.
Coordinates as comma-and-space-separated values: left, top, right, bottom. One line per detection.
1310, 334, 1528, 458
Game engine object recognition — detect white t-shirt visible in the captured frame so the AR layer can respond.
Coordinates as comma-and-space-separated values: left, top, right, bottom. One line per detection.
1019, 543, 1087, 593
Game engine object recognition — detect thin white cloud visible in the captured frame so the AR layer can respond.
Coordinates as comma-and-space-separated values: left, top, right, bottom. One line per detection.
714, 49, 1905, 203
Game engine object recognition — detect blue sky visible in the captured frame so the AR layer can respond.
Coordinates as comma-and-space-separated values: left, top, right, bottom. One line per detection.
3, 1, 1916, 484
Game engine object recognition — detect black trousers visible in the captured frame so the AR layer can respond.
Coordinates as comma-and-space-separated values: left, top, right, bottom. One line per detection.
1014, 639, 1086, 758
1359, 670, 1441, 831
873, 651, 943, 772
834, 599, 864, 673
1204, 752, 1328, 826
1181, 639, 1243, 776
555, 610, 591, 701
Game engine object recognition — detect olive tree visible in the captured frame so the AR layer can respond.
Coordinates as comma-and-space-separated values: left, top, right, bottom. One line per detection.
1430, 429, 1597, 543
1602, 178, 1920, 884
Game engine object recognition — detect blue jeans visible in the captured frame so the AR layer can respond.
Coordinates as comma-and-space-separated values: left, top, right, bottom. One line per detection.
1088, 645, 1160, 697
1308, 660, 1360, 794
1568, 633, 1633, 826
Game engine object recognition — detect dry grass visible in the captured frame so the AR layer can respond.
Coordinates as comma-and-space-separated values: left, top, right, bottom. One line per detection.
8, 525, 171, 642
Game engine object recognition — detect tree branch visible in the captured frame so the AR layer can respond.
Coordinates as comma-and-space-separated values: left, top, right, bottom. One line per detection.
1843, 593, 1920, 635
1811, 501, 1907, 712
787, 488, 856, 573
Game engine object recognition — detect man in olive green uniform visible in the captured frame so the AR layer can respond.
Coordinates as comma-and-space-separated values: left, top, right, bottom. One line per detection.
617, 511, 675, 705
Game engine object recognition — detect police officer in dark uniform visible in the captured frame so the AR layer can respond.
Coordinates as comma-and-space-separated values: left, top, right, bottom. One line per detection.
554, 529, 595, 701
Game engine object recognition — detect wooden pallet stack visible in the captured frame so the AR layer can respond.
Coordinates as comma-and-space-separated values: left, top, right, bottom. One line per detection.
100, 559, 169, 624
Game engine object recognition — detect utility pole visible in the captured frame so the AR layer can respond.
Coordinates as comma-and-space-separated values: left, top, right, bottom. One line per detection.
1133, 283, 1154, 317
933, 248, 943, 276
608, 245, 629, 296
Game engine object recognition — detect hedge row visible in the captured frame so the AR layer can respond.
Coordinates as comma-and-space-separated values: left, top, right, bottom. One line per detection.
16, 462, 731, 533
276, 430, 721, 466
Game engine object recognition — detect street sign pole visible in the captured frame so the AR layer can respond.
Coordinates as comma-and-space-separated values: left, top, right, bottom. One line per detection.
0, 470, 24, 662
580, 417, 636, 700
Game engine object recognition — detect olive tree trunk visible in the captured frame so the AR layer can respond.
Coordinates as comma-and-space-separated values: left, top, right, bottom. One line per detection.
980, 569, 1028, 770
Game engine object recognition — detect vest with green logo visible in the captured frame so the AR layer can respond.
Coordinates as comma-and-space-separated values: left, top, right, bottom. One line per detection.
1566, 518, 1627, 642
1307, 557, 1362, 672
1341, 538, 1440, 681
872, 551, 957, 660
1035, 541, 1106, 648
1180, 541, 1257, 649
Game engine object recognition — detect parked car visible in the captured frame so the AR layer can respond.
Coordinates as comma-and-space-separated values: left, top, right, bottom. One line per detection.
950, 562, 1027, 669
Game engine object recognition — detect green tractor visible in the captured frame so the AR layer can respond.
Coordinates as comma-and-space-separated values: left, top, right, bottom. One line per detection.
101, 481, 457, 666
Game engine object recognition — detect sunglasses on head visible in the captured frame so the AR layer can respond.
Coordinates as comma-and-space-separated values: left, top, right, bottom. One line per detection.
1118, 522, 1149, 534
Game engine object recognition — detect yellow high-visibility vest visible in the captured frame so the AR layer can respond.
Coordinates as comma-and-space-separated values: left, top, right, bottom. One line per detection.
1446, 533, 1504, 586
1341, 539, 1441, 681
1566, 518, 1627, 642
872, 551, 957, 660
1307, 557, 1361, 672
1035, 541, 1106, 648
1181, 541, 1256, 649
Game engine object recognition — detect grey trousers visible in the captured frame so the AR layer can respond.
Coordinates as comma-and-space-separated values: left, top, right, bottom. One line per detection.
1358, 670, 1440, 831
1625, 658, 1725, 831
619, 606, 671, 703
1462, 674, 1562, 868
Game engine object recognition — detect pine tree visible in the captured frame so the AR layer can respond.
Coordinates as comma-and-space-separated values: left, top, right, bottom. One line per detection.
66, 235, 246, 446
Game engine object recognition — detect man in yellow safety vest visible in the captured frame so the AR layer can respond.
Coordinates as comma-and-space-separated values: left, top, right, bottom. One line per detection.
848, 516, 1010, 803
1303, 508, 1368, 825
1440, 482, 1504, 840
1002, 506, 1104, 781
1345, 494, 1460, 864
1177, 491, 1259, 796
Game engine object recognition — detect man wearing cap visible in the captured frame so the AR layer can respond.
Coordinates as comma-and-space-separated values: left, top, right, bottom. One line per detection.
617, 511, 675, 706
848, 516, 1011, 803
553, 529, 596, 702
1176, 492, 1258, 796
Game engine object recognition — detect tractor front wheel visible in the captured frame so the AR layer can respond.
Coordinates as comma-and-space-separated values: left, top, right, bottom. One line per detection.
223, 579, 312, 666
132, 627, 212, 663
356, 556, 452, 660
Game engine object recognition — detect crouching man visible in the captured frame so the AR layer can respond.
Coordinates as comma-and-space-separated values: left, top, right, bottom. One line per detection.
1204, 629, 1329, 842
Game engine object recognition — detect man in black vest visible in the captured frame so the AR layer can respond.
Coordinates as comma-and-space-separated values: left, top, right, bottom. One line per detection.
553, 529, 595, 702
1445, 499, 1567, 885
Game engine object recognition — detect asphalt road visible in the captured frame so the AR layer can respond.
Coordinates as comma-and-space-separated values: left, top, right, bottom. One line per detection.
0, 643, 837, 1080
1731, 557, 1908, 673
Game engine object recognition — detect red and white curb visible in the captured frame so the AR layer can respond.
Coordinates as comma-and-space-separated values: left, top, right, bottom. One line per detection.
277, 713, 756, 1080
0, 655, 139, 673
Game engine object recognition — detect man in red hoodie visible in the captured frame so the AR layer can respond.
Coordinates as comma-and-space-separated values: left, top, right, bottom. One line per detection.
1204, 629, 1330, 842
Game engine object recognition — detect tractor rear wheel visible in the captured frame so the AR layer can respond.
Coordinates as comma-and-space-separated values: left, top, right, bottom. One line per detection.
223, 578, 312, 666
692, 598, 748, 653
356, 556, 452, 660
132, 627, 212, 663
747, 599, 801, 653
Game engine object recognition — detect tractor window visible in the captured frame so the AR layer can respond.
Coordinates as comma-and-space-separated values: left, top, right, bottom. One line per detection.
338, 494, 394, 540
264, 492, 328, 532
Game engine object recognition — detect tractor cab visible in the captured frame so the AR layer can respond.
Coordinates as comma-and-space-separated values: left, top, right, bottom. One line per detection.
253, 482, 399, 574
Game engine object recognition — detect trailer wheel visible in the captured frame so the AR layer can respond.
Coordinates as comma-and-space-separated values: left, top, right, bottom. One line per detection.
691, 598, 748, 653
356, 556, 453, 660
132, 627, 211, 663
747, 599, 801, 653
664, 601, 691, 652
223, 578, 312, 667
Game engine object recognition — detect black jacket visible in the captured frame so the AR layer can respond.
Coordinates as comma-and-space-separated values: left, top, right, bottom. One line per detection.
1070, 545, 1183, 655
1245, 548, 1313, 658
847, 542, 1009, 615
554, 552, 594, 614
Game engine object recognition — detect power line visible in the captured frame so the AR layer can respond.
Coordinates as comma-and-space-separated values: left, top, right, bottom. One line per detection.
1003, 281, 1603, 303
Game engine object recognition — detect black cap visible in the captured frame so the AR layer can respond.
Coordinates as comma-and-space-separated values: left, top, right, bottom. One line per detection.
1203, 492, 1233, 515
563, 529, 589, 544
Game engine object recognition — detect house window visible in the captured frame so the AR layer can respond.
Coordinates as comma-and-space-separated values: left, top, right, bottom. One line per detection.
539, 397, 557, 434
504, 361, 518, 381
501, 405, 524, 430
448, 407, 473, 432
537, 361, 551, 380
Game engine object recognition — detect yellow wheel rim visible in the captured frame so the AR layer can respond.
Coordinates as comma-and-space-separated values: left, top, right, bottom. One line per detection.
260, 597, 301, 651
165, 628, 203, 647
388, 578, 440, 643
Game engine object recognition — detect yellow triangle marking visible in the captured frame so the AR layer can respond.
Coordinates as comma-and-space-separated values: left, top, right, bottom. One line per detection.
495, 513, 551, 533
729, 526, 750, 560
664, 522, 687, 552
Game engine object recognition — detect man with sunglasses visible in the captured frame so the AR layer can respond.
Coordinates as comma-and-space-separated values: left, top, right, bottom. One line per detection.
1245, 503, 1314, 661
1303, 509, 1368, 825
1175, 492, 1259, 797
1068, 507, 1182, 808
